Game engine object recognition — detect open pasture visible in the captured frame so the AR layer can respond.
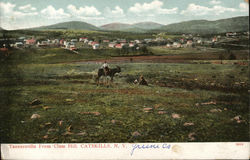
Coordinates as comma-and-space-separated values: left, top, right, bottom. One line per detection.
0, 48, 248, 142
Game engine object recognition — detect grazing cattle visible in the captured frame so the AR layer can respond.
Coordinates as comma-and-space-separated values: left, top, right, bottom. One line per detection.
96, 66, 121, 85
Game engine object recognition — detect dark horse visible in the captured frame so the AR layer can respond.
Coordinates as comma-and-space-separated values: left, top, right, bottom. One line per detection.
96, 66, 121, 84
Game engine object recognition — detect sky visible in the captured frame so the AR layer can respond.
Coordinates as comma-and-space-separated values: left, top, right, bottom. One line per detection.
0, 0, 249, 30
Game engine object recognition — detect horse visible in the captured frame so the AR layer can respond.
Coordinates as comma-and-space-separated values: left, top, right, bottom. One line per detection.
96, 66, 121, 85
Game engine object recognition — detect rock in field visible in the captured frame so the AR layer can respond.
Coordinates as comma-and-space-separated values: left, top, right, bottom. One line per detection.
62, 131, 74, 136
210, 109, 222, 113
58, 120, 63, 126
43, 106, 52, 110
183, 122, 194, 126
143, 108, 153, 112
111, 120, 116, 124
188, 132, 196, 141
231, 115, 245, 123
158, 111, 166, 115
232, 115, 241, 121
132, 131, 141, 137
172, 113, 181, 119
43, 135, 49, 139
201, 101, 216, 105
30, 99, 42, 106
44, 122, 52, 126
65, 99, 74, 102
30, 114, 41, 119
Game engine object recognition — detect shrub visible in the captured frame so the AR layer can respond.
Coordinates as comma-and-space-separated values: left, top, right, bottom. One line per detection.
228, 53, 236, 60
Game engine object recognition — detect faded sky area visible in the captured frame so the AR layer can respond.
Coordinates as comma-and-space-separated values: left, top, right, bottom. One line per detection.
0, 0, 249, 30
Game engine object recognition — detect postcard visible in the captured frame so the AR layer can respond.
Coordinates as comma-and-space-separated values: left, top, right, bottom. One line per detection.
0, 0, 249, 159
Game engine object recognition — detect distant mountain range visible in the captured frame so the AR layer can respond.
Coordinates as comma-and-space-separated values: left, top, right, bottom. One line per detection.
32, 21, 100, 31
100, 22, 164, 31
10, 16, 249, 34
158, 16, 249, 34
100, 23, 132, 31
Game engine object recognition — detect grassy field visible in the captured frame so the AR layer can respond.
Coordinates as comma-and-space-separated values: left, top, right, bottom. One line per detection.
149, 46, 249, 59
149, 46, 222, 55
0, 47, 249, 143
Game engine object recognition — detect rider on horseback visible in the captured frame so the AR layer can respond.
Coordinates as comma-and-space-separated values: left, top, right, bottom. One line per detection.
96, 63, 121, 85
101, 61, 110, 75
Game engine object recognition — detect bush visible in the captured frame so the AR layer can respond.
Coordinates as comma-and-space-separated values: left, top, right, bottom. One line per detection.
228, 53, 236, 60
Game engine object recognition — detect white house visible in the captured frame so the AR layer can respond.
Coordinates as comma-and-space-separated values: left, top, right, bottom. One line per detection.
166, 43, 171, 48
186, 40, 193, 47
129, 43, 135, 47
103, 40, 110, 43
52, 39, 59, 44
134, 40, 141, 44
88, 41, 93, 46
14, 42, 24, 48
108, 42, 116, 48
197, 40, 202, 44
212, 37, 217, 42
173, 42, 181, 48
63, 41, 68, 46
93, 44, 100, 50
79, 37, 87, 42
71, 39, 78, 42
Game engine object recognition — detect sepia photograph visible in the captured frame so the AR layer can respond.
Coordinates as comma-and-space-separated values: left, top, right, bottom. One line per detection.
0, 0, 249, 159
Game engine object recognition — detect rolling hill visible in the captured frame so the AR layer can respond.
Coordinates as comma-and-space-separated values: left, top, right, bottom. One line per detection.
100, 22, 163, 31
159, 16, 249, 34
32, 21, 100, 31
131, 22, 163, 30
100, 23, 131, 31
24, 16, 249, 34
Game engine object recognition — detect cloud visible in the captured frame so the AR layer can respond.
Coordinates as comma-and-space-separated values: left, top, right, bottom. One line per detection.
66, 4, 102, 20
41, 5, 69, 19
67, 4, 101, 17
105, 6, 125, 17
110, 6, 124, 15
19, 4, 36, 12
209, 0, 221, 5
128, 0, 178, 16
79, 17, 105, 20
0, 2, 38, 30
0, 2, 15, 14
0, 2, 37, 18
239, 2, 249, 12
181, 3, 236, 16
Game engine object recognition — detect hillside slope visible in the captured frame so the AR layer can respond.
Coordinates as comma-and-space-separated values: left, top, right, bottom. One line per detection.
33, 21, 100, 31
131, 22, 163, 30
100, 22, 163, 31
159, 16, 249, 34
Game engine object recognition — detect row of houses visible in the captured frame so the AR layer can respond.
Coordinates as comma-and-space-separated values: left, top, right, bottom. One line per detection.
78, 38, 141, 50
9, 36, 212, 49
12, 37, 61, 48
226, 32, 249, 37
164, 36, 222, 48
6, 30, 248, 50
84, 34, 226, 49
